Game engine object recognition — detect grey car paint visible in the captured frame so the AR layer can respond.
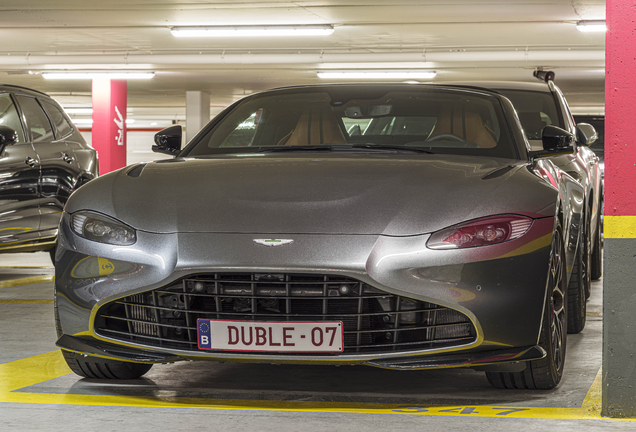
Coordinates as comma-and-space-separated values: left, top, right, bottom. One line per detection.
54, 84, 584, 372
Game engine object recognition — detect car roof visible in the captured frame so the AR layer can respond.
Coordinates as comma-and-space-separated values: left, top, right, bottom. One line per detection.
259, 82, 506, 97
0, 84, 50, 98
441, 80, 554, 93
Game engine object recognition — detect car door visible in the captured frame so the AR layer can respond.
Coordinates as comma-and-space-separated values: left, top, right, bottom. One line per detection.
0, 92, 41, 249
14, 94, 77, 241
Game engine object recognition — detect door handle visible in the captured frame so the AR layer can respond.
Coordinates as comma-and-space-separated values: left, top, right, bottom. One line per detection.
25, 157, 36, 168
62, 153, 74, 164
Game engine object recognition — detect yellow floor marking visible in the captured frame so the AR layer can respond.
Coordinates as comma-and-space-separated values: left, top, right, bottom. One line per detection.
581, 367, 602, 416
0, 275, 54, 289
0, 351, 71, 393
0, 299, 54, 304
0, 352, 632, 421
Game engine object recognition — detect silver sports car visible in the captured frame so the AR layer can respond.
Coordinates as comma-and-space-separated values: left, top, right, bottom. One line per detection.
54, 84, 592, 390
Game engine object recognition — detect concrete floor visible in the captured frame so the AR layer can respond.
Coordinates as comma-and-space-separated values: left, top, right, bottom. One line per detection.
0, 252, 632, 431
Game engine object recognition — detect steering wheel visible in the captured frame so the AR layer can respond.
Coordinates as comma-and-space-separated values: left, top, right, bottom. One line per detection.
426, 133, 467, 143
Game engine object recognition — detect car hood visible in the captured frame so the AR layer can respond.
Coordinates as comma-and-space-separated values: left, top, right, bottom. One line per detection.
67, 154, 557, 236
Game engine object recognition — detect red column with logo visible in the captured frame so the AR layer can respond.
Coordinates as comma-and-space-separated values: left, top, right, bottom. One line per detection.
92, 79, 127, 174
603, 0, 636, 418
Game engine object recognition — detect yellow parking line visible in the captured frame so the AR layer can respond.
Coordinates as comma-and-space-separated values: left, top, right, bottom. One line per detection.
0, 299, 54, 304
0, 275, 54, 289
0, 351, 630, 421
581, 368, 602, 415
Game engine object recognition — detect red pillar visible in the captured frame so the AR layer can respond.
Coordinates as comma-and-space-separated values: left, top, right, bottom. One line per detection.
603, 0, 636, 418
92, 79, 127, 174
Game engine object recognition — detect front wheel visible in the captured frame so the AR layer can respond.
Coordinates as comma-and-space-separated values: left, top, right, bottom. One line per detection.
55, 302, 152, 380
486, 220, 567, 389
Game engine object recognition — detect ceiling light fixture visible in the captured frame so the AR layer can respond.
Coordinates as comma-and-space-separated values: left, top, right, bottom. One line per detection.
64, 108, 93, 114
171, 24, 334, 37
317, 70, 437, 80
576, 20, 606, 32
43, 72, 155, 80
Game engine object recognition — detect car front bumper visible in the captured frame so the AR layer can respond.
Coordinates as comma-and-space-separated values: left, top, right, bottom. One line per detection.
55, 212, 555, 368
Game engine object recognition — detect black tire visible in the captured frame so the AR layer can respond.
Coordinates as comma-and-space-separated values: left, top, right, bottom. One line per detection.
566, 212, 590, 334
55, 300, 152, 380
61, 350, 152, 380
486, 220, 567, 390
590, 214, 602, 282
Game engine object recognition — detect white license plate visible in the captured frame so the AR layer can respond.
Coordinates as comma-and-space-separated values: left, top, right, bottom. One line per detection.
197, 319, 344, 353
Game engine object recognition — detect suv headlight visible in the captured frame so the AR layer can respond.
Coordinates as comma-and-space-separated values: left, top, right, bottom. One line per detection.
70, 211, 137, 245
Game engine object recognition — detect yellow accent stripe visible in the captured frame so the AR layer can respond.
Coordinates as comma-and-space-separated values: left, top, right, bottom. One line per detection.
0, 353, 632, 421
0, 275, 54, 289
498, 233, 552, 259
0, 299, 54, 304
604, 215, 636, 238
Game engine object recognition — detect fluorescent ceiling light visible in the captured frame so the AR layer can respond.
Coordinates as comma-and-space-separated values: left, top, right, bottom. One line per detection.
64, 108, 93, 114
171, 24, 334, 37
43, 72, 155, 80
576, 20, 606, 32
317, 71, 437, 80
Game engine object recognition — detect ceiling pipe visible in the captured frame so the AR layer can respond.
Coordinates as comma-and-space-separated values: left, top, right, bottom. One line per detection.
0, 50, 605, 66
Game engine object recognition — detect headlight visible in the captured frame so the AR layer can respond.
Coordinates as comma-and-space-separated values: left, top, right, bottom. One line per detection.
427, 215, 533, 250
70, 211, 137, 245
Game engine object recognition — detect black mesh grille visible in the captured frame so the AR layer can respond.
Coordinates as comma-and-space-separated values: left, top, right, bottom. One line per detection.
94, 273, 477, 355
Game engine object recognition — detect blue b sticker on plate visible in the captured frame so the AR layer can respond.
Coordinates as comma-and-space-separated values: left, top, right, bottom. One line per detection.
198, 320, 212, 349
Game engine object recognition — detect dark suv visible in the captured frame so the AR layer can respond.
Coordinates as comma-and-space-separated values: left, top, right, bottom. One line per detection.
0, 84, 98, 259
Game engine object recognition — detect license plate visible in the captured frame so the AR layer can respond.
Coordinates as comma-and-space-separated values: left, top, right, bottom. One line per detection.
197, 319, 344, 353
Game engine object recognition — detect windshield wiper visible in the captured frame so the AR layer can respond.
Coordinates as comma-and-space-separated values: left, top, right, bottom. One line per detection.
257, 145, 435, 154
351, 144, 436, 154
258, 146, 334, 153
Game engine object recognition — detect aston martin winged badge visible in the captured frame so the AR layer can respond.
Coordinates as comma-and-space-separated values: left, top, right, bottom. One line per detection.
253, 239, 294, 247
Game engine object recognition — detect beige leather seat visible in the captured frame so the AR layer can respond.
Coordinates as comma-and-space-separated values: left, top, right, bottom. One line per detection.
278, 109, 347, 146
428, 102, 497, 148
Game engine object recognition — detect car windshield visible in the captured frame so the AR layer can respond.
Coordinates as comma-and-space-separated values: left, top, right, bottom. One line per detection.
184, 87, 518, 159
497, 89, 564, 151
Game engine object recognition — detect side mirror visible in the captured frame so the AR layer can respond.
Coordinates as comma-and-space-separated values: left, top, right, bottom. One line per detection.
541, 125, 575, 153
575, 123, 598, 146
0, 126, 18, 146
152, 125, 182, 155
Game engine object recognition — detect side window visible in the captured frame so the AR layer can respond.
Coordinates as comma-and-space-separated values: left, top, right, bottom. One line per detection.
15, 95, 54, 143
219, 109, 263, 147
0, 94, 26, 143
40, 99, 73, 138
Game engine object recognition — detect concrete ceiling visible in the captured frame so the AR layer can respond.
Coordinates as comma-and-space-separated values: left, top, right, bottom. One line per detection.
0, 0, 606, 125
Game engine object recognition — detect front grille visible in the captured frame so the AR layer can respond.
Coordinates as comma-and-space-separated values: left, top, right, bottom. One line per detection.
94, 273, 477, 355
